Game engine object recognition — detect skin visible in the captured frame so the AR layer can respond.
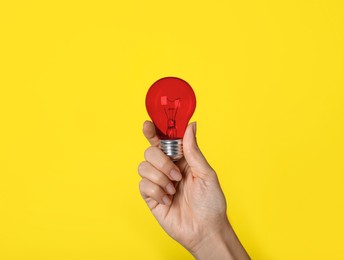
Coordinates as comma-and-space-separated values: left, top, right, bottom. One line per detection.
138, 121, 251, 260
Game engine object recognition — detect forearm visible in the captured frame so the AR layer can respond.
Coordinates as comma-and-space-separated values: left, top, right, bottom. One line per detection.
192, 219, 250, 260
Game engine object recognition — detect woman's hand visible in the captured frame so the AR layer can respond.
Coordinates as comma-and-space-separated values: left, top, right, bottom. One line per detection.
138, 121, 250, 260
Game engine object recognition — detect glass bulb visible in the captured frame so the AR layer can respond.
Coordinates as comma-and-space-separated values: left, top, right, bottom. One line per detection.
146, 77, 196, 161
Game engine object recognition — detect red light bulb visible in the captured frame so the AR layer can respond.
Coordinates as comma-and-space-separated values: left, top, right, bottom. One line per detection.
146, 77, 196, 161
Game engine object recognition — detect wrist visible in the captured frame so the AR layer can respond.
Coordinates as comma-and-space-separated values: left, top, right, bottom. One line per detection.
191, 218, 250, 260
191, 219, 233, 260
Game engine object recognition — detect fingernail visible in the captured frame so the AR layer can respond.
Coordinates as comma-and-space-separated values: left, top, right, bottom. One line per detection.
162, 195, 171, 205
166, 183, 176, 195
170, 169, 182, 181
193, 122, 197, 135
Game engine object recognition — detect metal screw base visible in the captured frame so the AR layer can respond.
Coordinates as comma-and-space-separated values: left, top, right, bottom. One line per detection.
160, 139, 183, 161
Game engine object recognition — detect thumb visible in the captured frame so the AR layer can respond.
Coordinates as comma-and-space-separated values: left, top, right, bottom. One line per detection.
183, 122, 214, 178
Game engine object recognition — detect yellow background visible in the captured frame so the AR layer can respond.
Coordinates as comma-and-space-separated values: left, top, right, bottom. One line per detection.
0, 1, 343, 259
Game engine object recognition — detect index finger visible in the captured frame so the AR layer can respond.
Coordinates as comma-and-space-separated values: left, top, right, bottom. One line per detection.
142, 120, 160, 147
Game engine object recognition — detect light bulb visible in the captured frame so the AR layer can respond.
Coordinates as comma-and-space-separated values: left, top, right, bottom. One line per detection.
146, 77, 196, 161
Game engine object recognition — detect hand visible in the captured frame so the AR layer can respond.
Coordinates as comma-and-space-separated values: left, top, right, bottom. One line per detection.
138, 121, 250, 260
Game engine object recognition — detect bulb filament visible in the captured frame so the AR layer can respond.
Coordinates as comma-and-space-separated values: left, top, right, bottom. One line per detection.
161, 96, 181, 139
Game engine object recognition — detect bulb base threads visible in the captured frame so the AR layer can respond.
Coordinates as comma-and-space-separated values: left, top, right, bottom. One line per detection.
160, 139, 183, 161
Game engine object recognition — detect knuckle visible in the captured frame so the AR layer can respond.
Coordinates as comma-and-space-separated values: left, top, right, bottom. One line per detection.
137, 161, 147, 174
144, 146, 157, 160
149, 186, 159, 197
144, 146, 163, 163
139, 179, 145, 190
143, 147, 150, 160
